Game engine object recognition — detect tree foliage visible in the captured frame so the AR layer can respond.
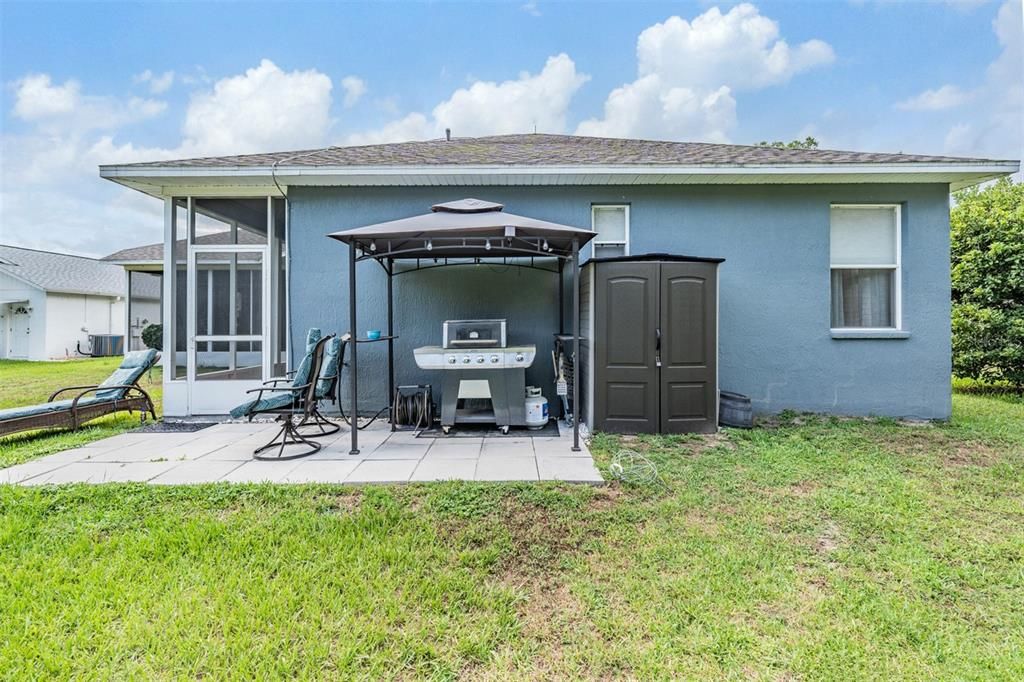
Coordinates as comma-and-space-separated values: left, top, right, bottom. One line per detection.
950, 178, 1024, 387
756, 136, 819, 149
141, 323, 163, 351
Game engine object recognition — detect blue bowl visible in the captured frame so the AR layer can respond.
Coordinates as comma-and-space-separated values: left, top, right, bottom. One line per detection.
366, 330, 382, 341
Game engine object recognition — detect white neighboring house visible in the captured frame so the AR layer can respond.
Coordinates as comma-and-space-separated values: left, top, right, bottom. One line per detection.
0, 244, 127, 361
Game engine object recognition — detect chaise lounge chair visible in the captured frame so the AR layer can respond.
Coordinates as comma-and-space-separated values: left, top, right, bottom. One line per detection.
0, 349, 159, 438
229, 333, 334, 460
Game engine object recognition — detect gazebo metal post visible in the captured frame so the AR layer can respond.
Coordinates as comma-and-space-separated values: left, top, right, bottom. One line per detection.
348, 243, 359, 455
572, 238, 580, 451
387, 258, 395, 432
558, 259, 565, 335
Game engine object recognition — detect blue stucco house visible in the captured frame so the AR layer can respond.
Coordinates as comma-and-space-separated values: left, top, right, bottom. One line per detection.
100, 134, 1018, 422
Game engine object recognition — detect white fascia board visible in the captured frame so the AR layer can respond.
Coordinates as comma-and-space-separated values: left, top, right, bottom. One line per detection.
100, 160, 1020, 194
101, 161, 1020, 178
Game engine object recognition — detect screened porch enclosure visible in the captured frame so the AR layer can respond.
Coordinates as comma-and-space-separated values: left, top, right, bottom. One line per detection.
162, 196, 287, 415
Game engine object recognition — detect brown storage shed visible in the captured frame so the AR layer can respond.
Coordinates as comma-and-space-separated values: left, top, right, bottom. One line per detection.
580, 254, 723, 434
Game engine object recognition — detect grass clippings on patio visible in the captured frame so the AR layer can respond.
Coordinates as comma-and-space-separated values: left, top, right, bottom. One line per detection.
0, 358, 163, 469
2, 388, 1022, 679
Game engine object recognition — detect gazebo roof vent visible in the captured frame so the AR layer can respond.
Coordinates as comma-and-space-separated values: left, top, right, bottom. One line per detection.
431, 198, 504, 214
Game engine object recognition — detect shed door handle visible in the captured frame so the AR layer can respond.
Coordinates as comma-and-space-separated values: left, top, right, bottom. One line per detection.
655, 327, 662, 367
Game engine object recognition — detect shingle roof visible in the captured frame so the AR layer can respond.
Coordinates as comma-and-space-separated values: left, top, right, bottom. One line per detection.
0, 244, 125, 297
102, 230, 266, 263
107, 133, 1007, 170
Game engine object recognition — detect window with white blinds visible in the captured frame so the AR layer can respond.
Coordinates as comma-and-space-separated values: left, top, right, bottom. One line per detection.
592, 205, 629, 257
830, 205, 901, 329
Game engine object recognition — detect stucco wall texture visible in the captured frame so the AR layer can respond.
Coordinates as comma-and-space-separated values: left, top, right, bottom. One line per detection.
288, 183, 952, 420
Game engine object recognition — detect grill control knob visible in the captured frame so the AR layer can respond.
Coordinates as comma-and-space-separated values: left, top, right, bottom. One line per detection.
490, 355, 499, 363
462, 357, 471, 364
476, 356, 485, 364
447, 356, 457, 365
515, 353, 525, 362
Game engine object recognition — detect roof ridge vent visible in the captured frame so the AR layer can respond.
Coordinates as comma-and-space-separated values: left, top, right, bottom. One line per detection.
431, 198, 504, 214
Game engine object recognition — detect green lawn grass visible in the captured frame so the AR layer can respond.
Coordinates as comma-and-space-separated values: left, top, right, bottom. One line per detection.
0, 358, 162, 468
1, 380, 1021, 678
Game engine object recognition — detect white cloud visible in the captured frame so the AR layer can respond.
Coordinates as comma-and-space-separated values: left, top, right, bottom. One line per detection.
344, 112, 430, 145
12, 74, 80, 119
576, 3, 833, 141
179, 59, 333, 156
341, 76, 366, 108
521, 1, 541, 16
634, 5, 834, 92
432, 54, 588, 137
895, 84, 971, 111
2, 59, 336, 255
347, 53, 588, 143
134, 69, 175, 94
12, 73, 166, 134
0, 131, 169, 255
577, 77, 737, 142
942, 0, 1022, 159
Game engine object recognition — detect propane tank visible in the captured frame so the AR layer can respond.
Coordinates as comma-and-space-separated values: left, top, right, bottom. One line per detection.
525, 386, 548, 430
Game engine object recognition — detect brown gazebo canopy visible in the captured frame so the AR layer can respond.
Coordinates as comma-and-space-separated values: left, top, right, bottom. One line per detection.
327, 198, 596, 454
328, 198, 596, 260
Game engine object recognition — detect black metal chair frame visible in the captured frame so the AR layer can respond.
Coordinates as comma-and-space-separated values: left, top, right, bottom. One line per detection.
243, 334, 333, 460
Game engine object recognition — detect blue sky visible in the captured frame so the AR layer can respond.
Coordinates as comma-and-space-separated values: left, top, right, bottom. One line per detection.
0, 0, 1020, 255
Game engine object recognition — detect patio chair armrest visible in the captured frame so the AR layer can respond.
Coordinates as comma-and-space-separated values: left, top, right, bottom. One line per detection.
244, 382, 312, 396
261, 377, 292, 386
68, 385, 148, 411
49, 385, 101, 402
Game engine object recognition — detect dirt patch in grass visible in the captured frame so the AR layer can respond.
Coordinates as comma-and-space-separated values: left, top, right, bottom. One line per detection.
314, 491, 362, 514
694, 432, 736, 453
512, 581, 606, 680
587, 485, 623, 510
687, 509, 724, 536
815, 520, 841, 556
872, 429, 1003, 467
788, 481, 821, 498
618, 431, 736, 456
497, 498, 587, 576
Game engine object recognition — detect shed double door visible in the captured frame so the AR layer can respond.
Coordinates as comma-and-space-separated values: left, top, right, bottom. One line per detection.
594, 261, 717, 434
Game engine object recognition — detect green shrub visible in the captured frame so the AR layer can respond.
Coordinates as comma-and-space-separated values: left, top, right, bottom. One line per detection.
951, 178, 1024, 388
141, 323, 163, 351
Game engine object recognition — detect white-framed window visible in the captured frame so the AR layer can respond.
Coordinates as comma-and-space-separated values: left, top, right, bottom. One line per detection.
591, 204, 629, 257
830, 204, 902, 330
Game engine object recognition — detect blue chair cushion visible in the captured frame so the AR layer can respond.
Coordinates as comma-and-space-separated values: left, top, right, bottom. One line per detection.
0, 396, 110, 422
315, 337, 342, 399
96, 349, 158, 399
291, 328, 322, 388
305, 328, 323, 354
229, 392, 296, 420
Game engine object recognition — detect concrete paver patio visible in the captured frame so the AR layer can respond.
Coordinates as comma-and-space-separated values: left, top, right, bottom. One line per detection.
2, 421, 603, 485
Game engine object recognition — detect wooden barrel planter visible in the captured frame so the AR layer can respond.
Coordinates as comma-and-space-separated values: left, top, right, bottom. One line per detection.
719, 391, 753, 428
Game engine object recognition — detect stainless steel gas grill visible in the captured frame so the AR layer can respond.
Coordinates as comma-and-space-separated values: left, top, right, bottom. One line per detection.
414, 319, 536, 433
